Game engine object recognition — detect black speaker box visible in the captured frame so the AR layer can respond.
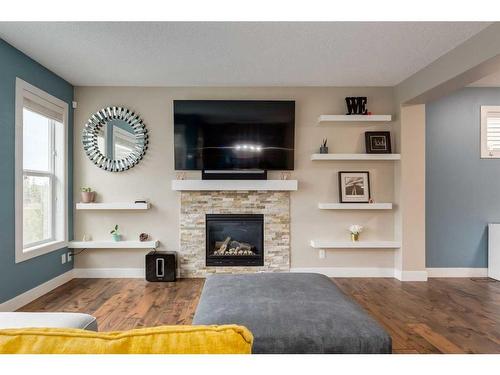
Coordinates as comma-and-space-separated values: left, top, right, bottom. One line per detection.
145, 251, 177, 282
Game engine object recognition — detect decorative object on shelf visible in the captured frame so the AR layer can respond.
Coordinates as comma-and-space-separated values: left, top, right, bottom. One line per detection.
365, 131, 392, 154
139, 233, 149, 242
280, 172, 291, 180
345, 97, 368, 115
82, 106, 149, 172
319, 138, 329, 154
175, 172, 187, 180
349, 224, 364, 242
110, 225, 121, 241
80, 187, 95, 203
338, 171, 370, 203
368, 198, 374, 204
82, 234, 92, 241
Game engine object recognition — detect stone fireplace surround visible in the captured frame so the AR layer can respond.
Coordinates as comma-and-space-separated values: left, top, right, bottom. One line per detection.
179, 190, 291, 277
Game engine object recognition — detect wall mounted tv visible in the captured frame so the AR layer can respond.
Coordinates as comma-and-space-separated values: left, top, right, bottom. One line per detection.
174, 100, 295, 171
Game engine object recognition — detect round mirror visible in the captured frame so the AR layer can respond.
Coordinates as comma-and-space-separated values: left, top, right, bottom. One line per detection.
82, 107, 149, 172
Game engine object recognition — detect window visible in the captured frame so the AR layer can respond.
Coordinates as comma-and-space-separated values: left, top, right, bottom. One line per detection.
481, 106, 500, 158
15, 78, 68, 263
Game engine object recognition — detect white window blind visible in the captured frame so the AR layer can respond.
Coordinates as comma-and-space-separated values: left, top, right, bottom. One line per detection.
481, 106, 500, 158
23, 90, 64, 123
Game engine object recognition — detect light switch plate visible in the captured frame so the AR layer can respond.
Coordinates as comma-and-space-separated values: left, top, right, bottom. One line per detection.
61, 253, 66, 264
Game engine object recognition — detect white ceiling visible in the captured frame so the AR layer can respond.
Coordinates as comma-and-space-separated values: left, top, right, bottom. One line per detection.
0, 22, 490, 87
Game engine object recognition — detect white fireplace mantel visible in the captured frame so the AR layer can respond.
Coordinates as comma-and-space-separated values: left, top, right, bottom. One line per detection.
171, 179, 298, 191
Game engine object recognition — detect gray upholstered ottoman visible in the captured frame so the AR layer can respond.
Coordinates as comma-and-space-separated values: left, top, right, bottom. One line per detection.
0, 312, 98, 331
193, 273, 391, 354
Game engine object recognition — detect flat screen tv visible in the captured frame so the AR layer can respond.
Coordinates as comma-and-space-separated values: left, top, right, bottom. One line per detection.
174, 100, 295, 171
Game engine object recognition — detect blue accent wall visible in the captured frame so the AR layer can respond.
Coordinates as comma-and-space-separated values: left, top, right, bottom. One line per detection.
426, 87, 500, 268
0, 39, 73, 303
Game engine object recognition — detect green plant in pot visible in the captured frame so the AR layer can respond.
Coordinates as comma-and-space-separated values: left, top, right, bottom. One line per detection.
110, 225, 121, 242
80, 187, 95, 203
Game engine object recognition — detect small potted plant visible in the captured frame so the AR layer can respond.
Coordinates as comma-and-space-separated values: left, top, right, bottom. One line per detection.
110, 225, 121, 242
349, 224, 363, 242
320, 138, 328, 154
80, 187, 95, 203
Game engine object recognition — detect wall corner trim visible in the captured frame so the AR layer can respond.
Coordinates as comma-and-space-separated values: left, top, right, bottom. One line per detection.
0, 270, 74, 312
426, 268, 488, 278
393, 269, 428, 281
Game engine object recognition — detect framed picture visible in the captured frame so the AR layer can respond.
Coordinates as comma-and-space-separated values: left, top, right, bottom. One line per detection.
365, 131, 391, 154
338, 171, 370, 203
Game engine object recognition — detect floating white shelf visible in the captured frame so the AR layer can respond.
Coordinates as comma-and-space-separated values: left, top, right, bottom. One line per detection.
68, 240, 159, 249
171, 180, 298, 191
76, 202, 150, 210
311, 153, 400, 161
318, 115, 392, 123
318, 203, 393, 210
310, 240, 400, 249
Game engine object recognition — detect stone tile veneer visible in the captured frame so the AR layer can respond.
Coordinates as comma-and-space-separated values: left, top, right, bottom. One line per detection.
180, 191, 290, 277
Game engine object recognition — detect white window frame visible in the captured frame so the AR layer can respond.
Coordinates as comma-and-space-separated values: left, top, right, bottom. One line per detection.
15, 78, 68, 263
480, 106, 500, 158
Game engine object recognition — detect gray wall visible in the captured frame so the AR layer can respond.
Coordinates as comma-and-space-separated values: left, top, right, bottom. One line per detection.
426, 87, 500, 268
0, 39, 74, 303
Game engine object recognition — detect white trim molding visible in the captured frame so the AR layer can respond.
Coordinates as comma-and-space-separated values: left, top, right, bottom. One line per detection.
15, 77, 69, 263
394, 269, 428, 281
480, 106, 500, 158
290, 267, 395, 278
73, 268, 145, 278
68, 241, 159, 249
292, 267, 429, 280
0, 270, 74, 312
426, 268, 488, 278
318, 114, 392, 123
310, 240, 401, 249
171, 179, 298, 191
311, 153, 401, 161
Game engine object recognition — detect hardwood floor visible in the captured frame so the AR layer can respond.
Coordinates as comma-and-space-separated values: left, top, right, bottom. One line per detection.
334, 278, 500, 353
18, 277, 500, 353
19, 278, 204, 331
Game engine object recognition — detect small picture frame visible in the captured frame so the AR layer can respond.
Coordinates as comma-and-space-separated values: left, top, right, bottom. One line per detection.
338, 171, 371, 203
365, 131, 391, 154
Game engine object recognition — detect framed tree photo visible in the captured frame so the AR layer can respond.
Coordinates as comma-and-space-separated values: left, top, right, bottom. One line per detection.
338, 171, 371, 203
365, 131, 392, 154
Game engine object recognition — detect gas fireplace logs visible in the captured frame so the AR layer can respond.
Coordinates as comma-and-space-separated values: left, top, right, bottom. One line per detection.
213, 237, 256, 256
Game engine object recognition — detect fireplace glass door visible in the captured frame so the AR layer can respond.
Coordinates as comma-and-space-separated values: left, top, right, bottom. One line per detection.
206, 214, 264, 266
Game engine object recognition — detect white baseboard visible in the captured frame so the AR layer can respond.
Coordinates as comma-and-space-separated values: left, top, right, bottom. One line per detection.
73, 268, 145, 278
290, 267, 395, 278
6, 266, 483, 312
291, 267, 429, 281
394, 269, 428, 281
0, 270, 75, 312
426, 268, 488, 277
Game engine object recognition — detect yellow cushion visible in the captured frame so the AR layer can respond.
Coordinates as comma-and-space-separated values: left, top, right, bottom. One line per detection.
0, 325, 253, 354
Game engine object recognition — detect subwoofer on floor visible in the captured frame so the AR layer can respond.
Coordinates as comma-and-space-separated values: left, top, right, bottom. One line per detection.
145, 251, 177, 282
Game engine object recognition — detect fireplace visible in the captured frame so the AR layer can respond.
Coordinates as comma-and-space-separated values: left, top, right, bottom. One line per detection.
206, 214, 264, 267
